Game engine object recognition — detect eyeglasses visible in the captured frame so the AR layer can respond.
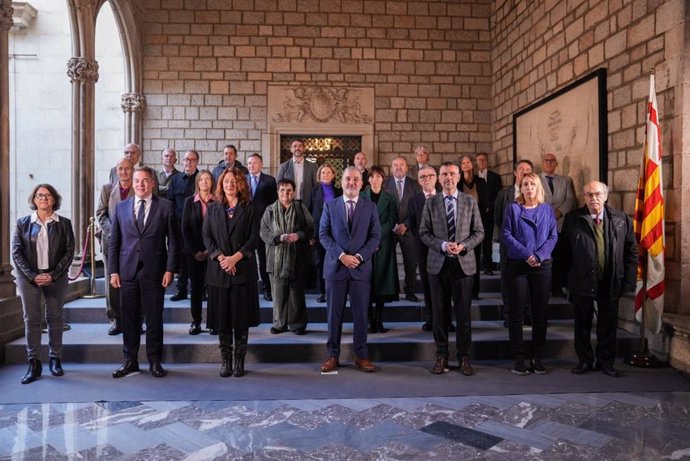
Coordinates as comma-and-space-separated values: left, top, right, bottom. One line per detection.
543, 159, 557, 163
124, 150, 137, 154
183, 158, 199, 163
35, 193, 53, 200
584, 191, 605, 198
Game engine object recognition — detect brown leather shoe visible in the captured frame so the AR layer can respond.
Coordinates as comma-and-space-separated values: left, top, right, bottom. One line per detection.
431, 356, 449, 374
460, 357, 473, 376
320, 356, 339, 373
355, 358, 375, 372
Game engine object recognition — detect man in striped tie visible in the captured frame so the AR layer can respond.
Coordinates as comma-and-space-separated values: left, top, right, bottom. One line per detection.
420, 161, 484, 376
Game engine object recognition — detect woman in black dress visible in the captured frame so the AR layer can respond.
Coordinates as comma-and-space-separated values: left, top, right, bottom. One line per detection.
203, 168, 260, 377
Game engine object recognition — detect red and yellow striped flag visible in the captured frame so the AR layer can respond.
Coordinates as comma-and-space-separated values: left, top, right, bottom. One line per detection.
633, 72, 665, 334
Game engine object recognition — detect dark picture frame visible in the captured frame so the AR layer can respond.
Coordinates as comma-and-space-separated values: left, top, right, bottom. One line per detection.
513, 68, 608, 204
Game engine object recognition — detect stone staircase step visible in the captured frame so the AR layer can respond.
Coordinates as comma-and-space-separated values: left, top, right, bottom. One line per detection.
3, 321, 638, 364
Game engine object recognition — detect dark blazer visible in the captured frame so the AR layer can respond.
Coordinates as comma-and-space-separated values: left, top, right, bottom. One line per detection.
493, 185, 517, 241
181, 195, 213, 254
419, 191, 485, 276
561, 205, 637, 299
406, 191, 432, 265
482, 170, 503, 217
246, 172, 277, 219
167, 170, 198, 219
383, 175, 421, 226
109, 196, 179, 281
12, 215, 75, 282
309, 183, 343, 241
458, 175, 489, 219
212, 160, 247, 181
319, 197, 381, 281
203, 201, 259, 287
276, 158, 318, 208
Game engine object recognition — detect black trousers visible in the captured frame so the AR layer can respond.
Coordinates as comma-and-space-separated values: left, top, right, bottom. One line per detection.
397, 234, 418, 296
480, 215, 494, 270
120, 275, 165, 363
419, 257, 433, 322
505, 259, 551, 361
572, 286, 619, 366
256, 239, 271, 294
428, 258, 473, 360
187, 254, 207, 326
176, 246, 189, 294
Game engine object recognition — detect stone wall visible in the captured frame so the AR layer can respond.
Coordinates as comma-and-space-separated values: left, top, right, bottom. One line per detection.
139, 0, 493, 172
490, 0, 687, 347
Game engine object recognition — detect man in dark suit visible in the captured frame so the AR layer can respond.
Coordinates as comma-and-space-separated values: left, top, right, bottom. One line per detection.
409, 144, 433, 178
540, 152, 577, 297
476, 153, 502, 274
384, 156, 422, 301
494, 159, 533, 326
212, 144, 247, 180
562, 181, 637, 378
353, 151, 370, 186
167, 150, 200, 301
157, 147, 179, 195
96, 157, 134, 336
246, 153, 278, 301
109, 166, 179, 378
319, 166, 381, 373
276, 139, 318, 209
420, 161, 484, 376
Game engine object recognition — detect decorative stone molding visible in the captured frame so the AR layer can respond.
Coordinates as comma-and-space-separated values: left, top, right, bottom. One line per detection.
662, 313, 690, 374
11, 2, 36, 30
270, 86, 373, 124
0, 1, 13, 30
121, 92, 146, 113
66, 57, 99, 84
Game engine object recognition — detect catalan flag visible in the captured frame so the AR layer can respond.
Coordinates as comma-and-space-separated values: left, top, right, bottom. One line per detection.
633, 72, 665, 334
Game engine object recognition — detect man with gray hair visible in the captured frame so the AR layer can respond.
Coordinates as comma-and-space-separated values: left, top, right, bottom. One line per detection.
561, 180, 637, 378
157, 148, 179, 194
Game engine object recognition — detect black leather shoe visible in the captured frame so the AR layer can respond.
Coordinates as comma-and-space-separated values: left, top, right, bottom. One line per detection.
484, 269, 494, 276
108, 323, 122, 336
421, 321, 432, 332
270, 327, 286, 334
188, 323, 201, 335
149, 362, 167, 378
170, 292, 187, 301
529, 359, 546, 375
317, 294, 326, 303
601, 364, 620, 377
448, 322, 456, 333
263, 292, 273, 302
21, 358, 42, 384
405, 293, 419, 302
293, 329, 306, 335
571, 362, 593, 375
431, 357, 449, 374
209, 329, 218, 335
49, 357, 64, 377
113, 360, 140, 378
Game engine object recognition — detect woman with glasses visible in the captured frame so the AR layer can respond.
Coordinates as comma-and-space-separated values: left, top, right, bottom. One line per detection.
12, 185, 75, 384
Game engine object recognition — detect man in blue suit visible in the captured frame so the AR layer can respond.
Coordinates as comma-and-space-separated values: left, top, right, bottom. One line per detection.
109, 166, 179, 378
319, 167, 381, 373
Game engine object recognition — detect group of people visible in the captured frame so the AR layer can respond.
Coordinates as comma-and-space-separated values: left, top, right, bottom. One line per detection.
11, 141, 637, 384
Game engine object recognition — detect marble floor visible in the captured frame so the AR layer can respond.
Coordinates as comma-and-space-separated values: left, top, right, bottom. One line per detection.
1, 390, 690, 460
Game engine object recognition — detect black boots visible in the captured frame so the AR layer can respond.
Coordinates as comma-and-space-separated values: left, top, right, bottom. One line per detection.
233, 329, 248, 377
219, 333, 233, 377
21, 358, 42, 384
49, 357, 64, 376
368, 304, 388, 333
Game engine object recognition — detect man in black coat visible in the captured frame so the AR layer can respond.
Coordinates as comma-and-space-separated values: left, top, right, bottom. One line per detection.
561, 180, 637, 378
167, 150, 200, 301
476, 153, 502, 274
246, 153, 278, 301
212, 144, 247, 180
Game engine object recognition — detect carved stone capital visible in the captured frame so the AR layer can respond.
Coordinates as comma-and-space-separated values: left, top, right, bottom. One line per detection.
0, 2, 14, 31
67, 57, 99, 84
121, 92, 146, 113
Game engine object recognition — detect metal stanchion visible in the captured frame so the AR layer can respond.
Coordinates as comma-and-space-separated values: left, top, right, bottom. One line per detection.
82, 216, 104, 299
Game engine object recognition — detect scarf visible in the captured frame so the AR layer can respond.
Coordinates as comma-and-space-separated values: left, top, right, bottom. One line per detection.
272, 201, 298, 279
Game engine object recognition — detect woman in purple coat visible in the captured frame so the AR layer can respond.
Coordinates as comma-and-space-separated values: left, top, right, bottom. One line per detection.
502, 172, 557, 376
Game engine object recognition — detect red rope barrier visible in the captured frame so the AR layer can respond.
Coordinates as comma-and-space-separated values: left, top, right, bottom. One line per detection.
68, 225, 91, 281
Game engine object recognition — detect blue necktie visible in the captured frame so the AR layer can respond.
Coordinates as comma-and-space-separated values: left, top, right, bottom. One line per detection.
251, 175, 258, 198
136, 199, 145, 230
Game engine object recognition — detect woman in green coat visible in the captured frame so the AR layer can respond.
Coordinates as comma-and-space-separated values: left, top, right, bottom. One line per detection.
360, 165, 399, 333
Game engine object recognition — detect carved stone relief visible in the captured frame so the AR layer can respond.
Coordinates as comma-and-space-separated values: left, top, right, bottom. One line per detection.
270, 86, 373, 124
0, 1, 13, 30
121, 92, 146, 113
67, 57, 99, 84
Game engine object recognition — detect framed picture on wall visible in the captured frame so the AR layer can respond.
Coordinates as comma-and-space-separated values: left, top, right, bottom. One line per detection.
513, 68, 608, 205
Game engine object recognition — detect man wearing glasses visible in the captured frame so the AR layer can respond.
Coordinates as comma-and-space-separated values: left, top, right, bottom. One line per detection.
561, 181, 637, 378
167, 150, 200, 301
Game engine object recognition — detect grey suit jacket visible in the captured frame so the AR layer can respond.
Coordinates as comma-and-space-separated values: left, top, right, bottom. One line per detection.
276, 158, 318, 208
419, 191, 484, 276
540, 173, 576, 231
96, 182, 134, 251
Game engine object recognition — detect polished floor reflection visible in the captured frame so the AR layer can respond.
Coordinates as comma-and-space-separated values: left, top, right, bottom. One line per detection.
1, 391, 689, 460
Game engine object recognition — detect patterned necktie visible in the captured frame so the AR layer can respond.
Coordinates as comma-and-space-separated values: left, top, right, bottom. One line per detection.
136, 199, 145, 230
547, 176, 554, 194
347, 200, 355, 229
251, 175, 258, 198
396, 180, 403, 200
445, 195, 456, 240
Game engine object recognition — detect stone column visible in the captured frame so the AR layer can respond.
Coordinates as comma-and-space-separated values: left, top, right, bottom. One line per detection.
67, 56, 99, 268
0, 0, 15, 298
121, 92, 146, 149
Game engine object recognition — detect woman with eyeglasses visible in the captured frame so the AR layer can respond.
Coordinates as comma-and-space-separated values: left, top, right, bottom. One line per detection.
12, 184, 75, 384
203, 168, 260, 377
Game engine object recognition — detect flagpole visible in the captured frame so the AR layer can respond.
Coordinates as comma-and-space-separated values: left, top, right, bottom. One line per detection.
626, 68, 661, 368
